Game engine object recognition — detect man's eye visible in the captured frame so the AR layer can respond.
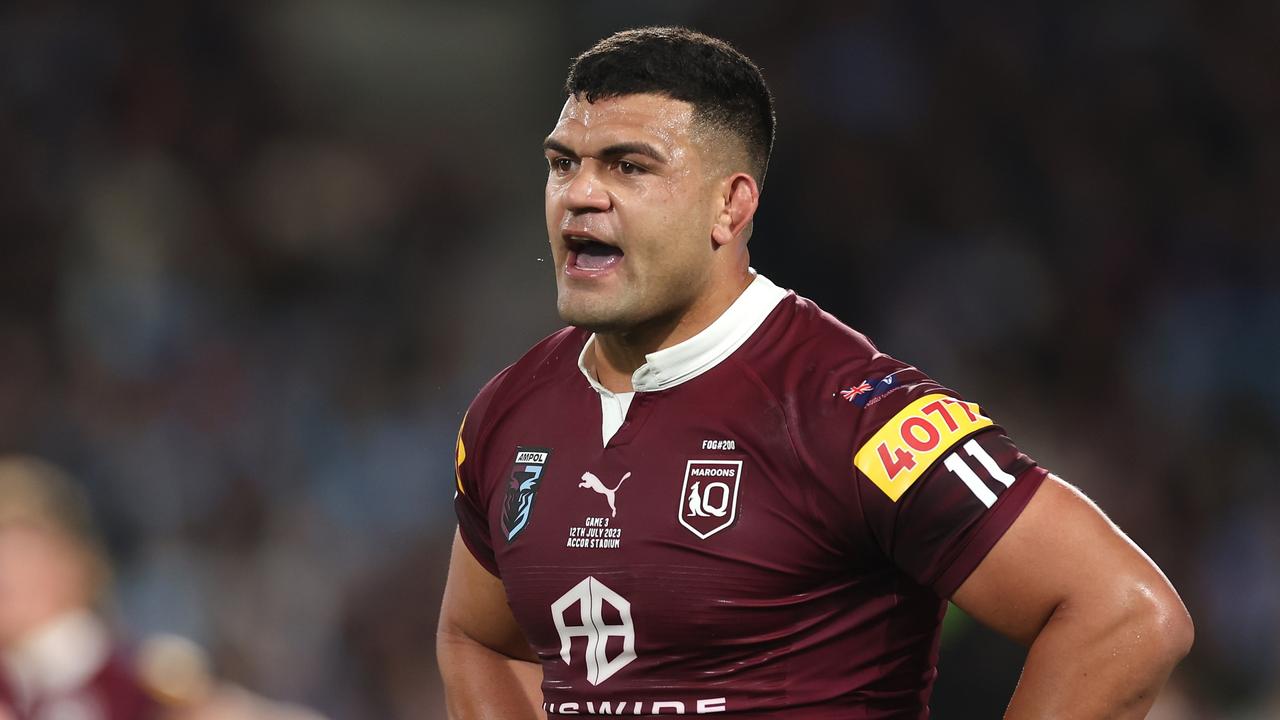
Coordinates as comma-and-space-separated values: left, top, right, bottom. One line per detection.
617, 161, 642, 175
550, 157, 575, 173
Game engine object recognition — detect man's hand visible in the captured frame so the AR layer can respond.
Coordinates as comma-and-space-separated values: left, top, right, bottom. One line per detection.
437, 530, 545, 720
953, 476, 1193, 718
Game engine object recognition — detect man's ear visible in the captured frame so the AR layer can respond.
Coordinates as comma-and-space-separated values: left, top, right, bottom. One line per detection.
711, 173, 760, 247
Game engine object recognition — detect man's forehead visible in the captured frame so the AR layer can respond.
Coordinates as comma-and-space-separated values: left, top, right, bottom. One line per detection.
548, 93, 696, 147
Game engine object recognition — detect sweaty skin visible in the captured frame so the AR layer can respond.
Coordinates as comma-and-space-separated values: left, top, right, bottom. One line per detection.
543, 94, 759, 391
954, 477, 1193, 718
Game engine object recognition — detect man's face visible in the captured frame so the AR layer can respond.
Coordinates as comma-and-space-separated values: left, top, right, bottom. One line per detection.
544, 93, 723, 333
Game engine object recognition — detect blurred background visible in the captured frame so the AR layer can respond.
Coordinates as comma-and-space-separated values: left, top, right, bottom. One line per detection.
0, 0, 1276, 717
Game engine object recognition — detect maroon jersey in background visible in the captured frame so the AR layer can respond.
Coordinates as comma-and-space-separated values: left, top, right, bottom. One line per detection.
0, 655, 157, 720
455, 274, 1047, 718
0, 612, 157, 720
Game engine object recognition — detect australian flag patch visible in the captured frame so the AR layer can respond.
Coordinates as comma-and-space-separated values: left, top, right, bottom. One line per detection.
844, 370, 908, 408
501, 446, 552, 542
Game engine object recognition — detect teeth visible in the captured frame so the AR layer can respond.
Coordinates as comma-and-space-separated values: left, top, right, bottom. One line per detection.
566, 235, 613, 251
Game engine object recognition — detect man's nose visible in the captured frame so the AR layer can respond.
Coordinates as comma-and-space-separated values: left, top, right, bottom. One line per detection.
564, 164, 611, 212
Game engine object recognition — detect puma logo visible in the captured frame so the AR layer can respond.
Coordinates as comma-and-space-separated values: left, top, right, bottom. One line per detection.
579, 471, 631, 517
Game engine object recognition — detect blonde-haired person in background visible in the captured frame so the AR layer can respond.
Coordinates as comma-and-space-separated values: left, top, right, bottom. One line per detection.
0, 455, 156, 720
0, 456, 329, 720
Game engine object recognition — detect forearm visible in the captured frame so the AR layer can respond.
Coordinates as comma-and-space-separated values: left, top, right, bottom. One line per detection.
1004, 596, 1192, 719
438, 630, 545, 720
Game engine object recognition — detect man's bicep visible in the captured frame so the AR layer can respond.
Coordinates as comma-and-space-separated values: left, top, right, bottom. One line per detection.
951, 476, 1182, 646
439, 528, 538, 663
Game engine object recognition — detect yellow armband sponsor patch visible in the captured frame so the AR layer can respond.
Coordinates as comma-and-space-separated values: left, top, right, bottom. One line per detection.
853, 393, 992, 501
454, 412, 468, 496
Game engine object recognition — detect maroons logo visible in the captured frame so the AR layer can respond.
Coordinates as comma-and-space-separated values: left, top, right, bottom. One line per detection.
502, 447, 552, 542
678, 460, 743, 539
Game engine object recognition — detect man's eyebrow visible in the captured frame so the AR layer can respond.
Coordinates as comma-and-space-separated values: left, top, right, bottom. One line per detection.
542, 139, 668, 164
543, 138, 577, 158
597, 142, 668, 164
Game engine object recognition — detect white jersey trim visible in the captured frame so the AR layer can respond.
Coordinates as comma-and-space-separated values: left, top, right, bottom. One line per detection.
1, 610, 110, 707
578, 272, 788, 445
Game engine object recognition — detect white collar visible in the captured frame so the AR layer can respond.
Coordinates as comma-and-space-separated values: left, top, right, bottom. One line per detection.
2, 610, 110, 706
577, 272, 788, 394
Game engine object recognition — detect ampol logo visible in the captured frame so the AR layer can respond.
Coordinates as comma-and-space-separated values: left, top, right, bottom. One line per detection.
501, 446, 551, 542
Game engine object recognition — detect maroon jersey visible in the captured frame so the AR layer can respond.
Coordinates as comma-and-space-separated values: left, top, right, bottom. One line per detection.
454, 275, 1047, 718
0, 617, 157, 720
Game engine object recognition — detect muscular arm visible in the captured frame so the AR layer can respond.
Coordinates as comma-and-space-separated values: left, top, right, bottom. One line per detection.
437, 530, 545, 720
953, 476, 1193, 719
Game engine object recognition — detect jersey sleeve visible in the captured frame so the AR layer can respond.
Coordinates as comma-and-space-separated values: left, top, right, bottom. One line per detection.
452, 368, 511, 578
849, 367, 1048, 597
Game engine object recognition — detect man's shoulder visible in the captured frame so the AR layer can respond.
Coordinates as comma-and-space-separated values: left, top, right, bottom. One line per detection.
464, 326, 589, 430
739, 292, 888, 389
736, 291, 944, 451
506, 325, 590, 382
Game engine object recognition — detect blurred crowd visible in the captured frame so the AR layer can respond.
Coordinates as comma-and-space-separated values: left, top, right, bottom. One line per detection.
0, 1, 1276, 718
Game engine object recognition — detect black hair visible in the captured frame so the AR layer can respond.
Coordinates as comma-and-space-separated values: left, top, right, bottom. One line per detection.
564, 27, 776, 184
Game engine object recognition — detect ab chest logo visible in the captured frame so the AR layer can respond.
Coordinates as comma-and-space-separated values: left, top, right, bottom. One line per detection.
502, 447, 552, 542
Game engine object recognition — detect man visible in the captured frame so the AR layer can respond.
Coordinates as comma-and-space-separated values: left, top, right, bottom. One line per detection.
0, 455, 157, 720
438, 27, 1192, 718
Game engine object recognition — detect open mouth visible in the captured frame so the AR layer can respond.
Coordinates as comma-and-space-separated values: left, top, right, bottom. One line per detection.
565, 235, 624, 274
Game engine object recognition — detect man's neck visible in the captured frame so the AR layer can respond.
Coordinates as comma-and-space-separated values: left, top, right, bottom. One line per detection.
588, 271, 754, 393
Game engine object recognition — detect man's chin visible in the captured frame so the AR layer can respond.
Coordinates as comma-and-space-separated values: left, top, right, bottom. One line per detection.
557, 299, 633, 334
559, 312, 628, 335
